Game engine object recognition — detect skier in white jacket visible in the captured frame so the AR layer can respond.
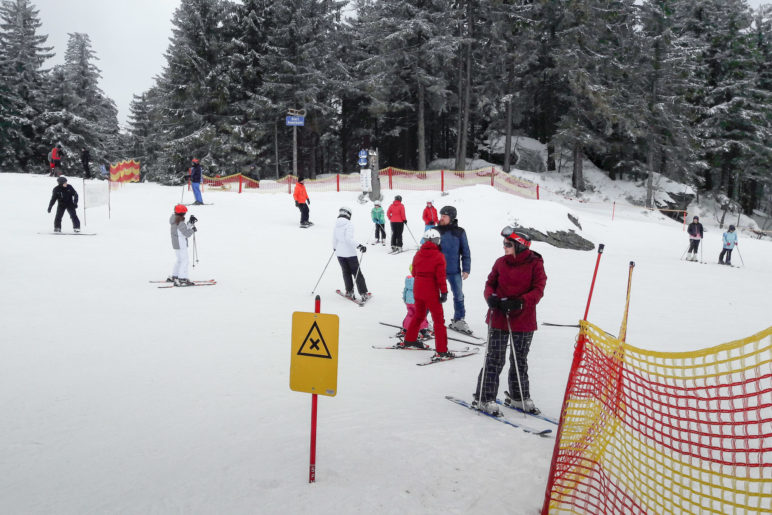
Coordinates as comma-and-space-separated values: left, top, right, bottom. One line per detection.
168, 204, 197, 286
332, 206, 370, 301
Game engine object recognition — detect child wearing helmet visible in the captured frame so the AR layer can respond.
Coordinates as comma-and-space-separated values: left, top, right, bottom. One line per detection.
719, 225, 738, 265
400, 264, 432, 340
168, 204, 197, 286
402, 228, 451, 360
47, 176, 80, 232
371, 200, 386, 244
473, 226, 547, 416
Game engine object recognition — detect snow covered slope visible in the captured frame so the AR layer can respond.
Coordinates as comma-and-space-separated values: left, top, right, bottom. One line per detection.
1, 173, 769, 514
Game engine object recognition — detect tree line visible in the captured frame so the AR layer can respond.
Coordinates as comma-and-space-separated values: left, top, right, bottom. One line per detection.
1, 0, 770, 214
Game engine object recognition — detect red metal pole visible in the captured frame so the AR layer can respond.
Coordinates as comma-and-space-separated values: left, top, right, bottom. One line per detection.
336, 173, 340, 192
490, 166, 494, 187
441, 169, 444, 192
583, 243, 604, 321
289, 176, 292, 195
536, 184, 540, 200
239, 174, 243, 194
310, 294, 321, 483
388, 167, 393, 190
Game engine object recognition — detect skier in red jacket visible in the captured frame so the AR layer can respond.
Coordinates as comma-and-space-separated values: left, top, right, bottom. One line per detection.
401, 228, 451, 360
473, 227, 547, 416
386, 195, 407, 251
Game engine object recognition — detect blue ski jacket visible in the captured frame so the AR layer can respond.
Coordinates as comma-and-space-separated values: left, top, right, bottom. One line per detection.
437, 221, 471, 275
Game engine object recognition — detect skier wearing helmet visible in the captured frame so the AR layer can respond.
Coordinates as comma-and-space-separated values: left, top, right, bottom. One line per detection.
371, 200, 386, 244
473, 227, 546, 416
168, 204, 197, 286
47, 176, 80, 232
719, 225, 738, 265
332, 206, 370, 302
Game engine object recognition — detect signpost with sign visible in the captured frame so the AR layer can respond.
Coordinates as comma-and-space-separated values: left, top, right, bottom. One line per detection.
290, 296, 339, 483
286, 108, 306, 177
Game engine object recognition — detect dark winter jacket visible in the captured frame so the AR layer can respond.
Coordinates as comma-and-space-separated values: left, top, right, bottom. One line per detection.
436, 221, 471, 275
411, 241, 448, 300
484, 249, 547, 332
687, 222, 704, 239
48, 184, 78, 209
190, 163, 203, 183
81, 149, 90, 165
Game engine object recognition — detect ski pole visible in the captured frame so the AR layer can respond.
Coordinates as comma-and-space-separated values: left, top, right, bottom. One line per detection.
735, 245, 745, 266
680, 245, 690, 261
404, 223, 419, 245
192, 233, 199, 267
180, 181, 186, 203
700, 240, 703, 264
353, 251, 366, 294
506, 313, 527, 419
311, 250, 335, 295
475, 311, 494, 412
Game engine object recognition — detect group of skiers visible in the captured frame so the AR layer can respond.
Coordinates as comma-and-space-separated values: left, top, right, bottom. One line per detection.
685, 215, 740, 265
47, 144, 94, 179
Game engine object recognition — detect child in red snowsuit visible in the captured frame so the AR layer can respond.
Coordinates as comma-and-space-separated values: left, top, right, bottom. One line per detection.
403, 230, 450, 357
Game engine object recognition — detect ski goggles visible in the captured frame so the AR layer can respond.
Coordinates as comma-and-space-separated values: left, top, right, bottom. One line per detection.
501, 226, 531, 248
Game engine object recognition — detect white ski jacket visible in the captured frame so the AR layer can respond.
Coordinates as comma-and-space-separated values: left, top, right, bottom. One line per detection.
170, 215, 195, 249
332, 217, 358, 258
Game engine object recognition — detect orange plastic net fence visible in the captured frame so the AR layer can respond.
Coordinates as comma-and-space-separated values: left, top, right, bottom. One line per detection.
544, 321, 772, 514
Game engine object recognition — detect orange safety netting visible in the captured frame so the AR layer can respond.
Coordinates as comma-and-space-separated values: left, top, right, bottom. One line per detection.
544, 322, 772, 514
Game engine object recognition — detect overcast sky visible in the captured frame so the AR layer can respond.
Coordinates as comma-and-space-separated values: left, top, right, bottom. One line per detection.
33, 0, 768, 130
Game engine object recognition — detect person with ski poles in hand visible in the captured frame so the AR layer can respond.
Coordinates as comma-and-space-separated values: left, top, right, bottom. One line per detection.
188, 158, 204, 205
332, 206, 370, 302
168, 204, 197, 286
473, 227, 546, 416
371, 200, 386, 244
686, 216, 704, 262
718, 225, 738, 265
401, 228, 452, 361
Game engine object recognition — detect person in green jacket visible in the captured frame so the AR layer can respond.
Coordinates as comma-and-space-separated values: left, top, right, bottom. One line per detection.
371, 200, 387, 245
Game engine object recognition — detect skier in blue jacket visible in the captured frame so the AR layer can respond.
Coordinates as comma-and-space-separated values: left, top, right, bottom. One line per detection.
436, 205, 472, 334
718, 225, 738, 265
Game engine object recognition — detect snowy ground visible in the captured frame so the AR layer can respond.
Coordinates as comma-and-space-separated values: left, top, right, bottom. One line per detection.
1, 172, 770, 514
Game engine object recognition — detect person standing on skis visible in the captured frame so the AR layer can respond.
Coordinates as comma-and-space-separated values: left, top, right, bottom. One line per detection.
168, 204, 197, 286
718, 225, 738, 265
387, 195, 407, 252
47, 176, 80, 233
402, 228, 451, 361
686, 216, 704, 261
473, 227, 546, 416
332, 206, 370, 302
189, 158, 204, 205
436, 205, 472, 334
371, 200, 386, 244
293, 177, 311, 227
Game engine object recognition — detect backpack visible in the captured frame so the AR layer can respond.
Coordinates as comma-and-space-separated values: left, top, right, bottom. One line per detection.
47, 151, 52, 163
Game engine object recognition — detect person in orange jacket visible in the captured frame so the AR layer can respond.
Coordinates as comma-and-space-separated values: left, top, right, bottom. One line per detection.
386, 195, 407, 251
401, 228, 451, 361
293, 177, 312, 227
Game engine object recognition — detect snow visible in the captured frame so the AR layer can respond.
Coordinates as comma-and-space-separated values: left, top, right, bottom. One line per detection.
1, 172, 770, 514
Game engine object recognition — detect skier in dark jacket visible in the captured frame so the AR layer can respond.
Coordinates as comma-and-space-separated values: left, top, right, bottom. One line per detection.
436, 205, 472, 334
81, 148, 91, 178
189, 158, 204, 205
473, 227, 546, 416
47, 176, 80, 232
686, 216, 704, 262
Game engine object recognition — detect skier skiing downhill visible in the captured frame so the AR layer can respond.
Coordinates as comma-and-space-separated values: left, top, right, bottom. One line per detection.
332, 206, 370, 302
386, 195, 407, 251
293, 177, 311, 227
47, 176, 80, 232
473, 227, 547, 416
686, 216, 704, 261
719, 225, 738, 265
402, 228, 451, 360
168, 204, 197, 286
436, 205, 472, 334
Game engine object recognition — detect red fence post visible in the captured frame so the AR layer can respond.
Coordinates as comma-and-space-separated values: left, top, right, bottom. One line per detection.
238, 174, 243, 194
388, 167, 393, 190
336, 173, 340, 192
441, 170, 444, 192
536, 184, 540, 200
612, 201, 616, 221
288, 176, 292, 195
491, 166, 494, 187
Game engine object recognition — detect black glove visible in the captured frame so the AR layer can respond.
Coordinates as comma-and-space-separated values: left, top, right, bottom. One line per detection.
192, 226, 197, 232
307, 199, 311, 205
404, 220, 408, 225
73, 204, 77, 209
357, 244, 367, 253
499, 298, 523, 312
295, 201, 300, 207
47, 207, 51, 213
439, 292, 448, 303
486, 295, 500, 309
188, 215, 198, 224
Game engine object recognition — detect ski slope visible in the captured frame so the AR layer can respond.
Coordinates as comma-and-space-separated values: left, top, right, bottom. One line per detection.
1, 172, 770, 514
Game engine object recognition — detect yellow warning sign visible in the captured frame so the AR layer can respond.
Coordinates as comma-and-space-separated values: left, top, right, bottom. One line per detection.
290, 312, 339, 396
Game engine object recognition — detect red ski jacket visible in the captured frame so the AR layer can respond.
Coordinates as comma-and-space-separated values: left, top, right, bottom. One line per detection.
411, 241, 448, 299
422, 205, 438, 225
51, 147, 61, 161
387, 200, 406, 222
484, 249, 547, 332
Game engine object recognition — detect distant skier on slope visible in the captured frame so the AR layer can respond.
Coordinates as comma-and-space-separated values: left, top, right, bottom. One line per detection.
386, 195, 406, 252
473, 227, 546, 416
189, 158, 204, 205
47, 176, 80, 233
332, 206, 370, 302
371, 200, 386, 244
718, 225, 738, 265
168, 204, 197, 286
686, 216, 704, 262
293, 177, 311, 227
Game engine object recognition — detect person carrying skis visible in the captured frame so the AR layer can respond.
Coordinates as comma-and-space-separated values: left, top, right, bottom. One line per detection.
473, 227, 546, 416
189, 158, 204, 205
168, 204, 197, 286
436, 205, 472, 334
371, 200, 386, 244
332, 206, 370, 302
387, 195, 407, 252
686, 215, 704, 261
293, 177, 311, 227
719, 225, 738, 265
401, 264, 432, 340
81, 148, 91, 179
402, 228, 451, 361
47, 176, 80, 233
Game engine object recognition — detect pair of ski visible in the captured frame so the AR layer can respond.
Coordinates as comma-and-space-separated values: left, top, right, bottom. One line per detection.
336, 289, 372, 306
387, 246, 417, 255
299, 221, 315, 229
371, 343, 479, 365
39, 231, 96, 236
445, 396, 555, 436
150, 279, 217, 288
379, 322, 484, 346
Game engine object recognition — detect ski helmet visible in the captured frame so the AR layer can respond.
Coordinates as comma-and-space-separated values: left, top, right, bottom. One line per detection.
501, 226, 531, 252
374, 200, 381, 206
339, 206, 352, 219
728, 225, 736, 231
439, 205, 457, 221
395, 195, 402, 201
426, 200, 433, 205
423, 228, 441, 246
192, 158, 199, 164
56, 176, 67, 185
174, 204, 188, 215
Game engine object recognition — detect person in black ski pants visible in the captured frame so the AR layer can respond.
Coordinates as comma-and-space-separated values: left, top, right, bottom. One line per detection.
47, 176, 80, 232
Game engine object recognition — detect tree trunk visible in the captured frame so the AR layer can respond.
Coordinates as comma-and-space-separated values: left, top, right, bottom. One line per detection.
504, 96, 513, 173
646, 142, 655, 208
417, 82, 426, 171
454, 42, 464, 170
457, 33, 472, 171
572, 144, 585, 192
547, 141, 556, 171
